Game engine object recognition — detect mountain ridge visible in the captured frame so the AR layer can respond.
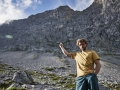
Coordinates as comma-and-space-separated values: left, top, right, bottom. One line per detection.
0, 0, 120, 54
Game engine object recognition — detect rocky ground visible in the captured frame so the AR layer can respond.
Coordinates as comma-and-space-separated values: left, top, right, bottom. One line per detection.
0, 51, 120, 90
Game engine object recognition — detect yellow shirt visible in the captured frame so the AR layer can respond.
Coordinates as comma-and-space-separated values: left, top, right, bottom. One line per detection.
71, 50, 100, 77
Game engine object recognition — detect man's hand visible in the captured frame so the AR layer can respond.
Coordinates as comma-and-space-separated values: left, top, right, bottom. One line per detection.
59, 43, 63, 48
59, 43, 71, 57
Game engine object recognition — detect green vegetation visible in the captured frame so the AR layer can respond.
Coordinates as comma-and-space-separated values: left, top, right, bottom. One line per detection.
65, 83, 76, 89
0, 64, 7, 73
59, 58, 66, 63
105, 83, 120, 90
99, 80, 120, 90
8, 87, 26, 90
44, 67, 54, 71
0, 63, 120, 90
69, 73, 76, 77
27, 70, 76, 89
0, 83, 11, 90
0, 63, 26, 90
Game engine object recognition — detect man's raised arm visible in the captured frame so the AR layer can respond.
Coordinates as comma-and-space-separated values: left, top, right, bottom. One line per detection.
59, 43, 72, 57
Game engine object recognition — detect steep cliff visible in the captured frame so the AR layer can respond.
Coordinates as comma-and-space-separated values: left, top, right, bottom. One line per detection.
0, 0, 119, 54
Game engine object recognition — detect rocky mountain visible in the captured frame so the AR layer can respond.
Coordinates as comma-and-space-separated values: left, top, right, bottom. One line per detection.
0, 0, 120, 54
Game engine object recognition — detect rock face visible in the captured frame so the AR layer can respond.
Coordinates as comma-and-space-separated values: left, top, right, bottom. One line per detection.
94, 0, 103, 4
0, 0, 120, 54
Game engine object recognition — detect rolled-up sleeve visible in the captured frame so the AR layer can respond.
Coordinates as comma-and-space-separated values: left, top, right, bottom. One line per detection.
92, 50, 100, 61
71, 52, 76, 60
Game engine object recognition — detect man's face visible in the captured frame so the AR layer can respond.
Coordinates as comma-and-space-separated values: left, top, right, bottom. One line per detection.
78, 42, 87, 51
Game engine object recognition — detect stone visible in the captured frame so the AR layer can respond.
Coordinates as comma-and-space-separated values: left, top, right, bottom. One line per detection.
12, 71, 34, 84
6, 83, 22, 90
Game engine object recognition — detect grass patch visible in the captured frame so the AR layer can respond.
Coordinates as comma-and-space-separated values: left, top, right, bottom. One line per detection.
59, 58, 66, 63
52, 76, 61, 81
69, 73, 76, 77
106, 84, 120, 90
0, 83, 10, 90
44, 67, 54, 71
8, 87, 26, 90
0, 63, 21, 89
65, 83, 76, 89
28, 70, 76, 89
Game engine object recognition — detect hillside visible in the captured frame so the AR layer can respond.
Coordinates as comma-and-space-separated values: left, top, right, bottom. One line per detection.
0, 51, 120, 90
0, 0, 119, 54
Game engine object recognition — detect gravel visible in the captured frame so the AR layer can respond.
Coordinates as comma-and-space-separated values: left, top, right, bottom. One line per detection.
0, 51, 120, 90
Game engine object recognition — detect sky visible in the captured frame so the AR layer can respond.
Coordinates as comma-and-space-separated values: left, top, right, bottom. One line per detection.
0, 0, 94, 24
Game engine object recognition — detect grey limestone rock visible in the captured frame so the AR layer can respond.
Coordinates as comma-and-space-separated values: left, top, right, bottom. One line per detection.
0, 0, 119, 54
12, 71, 34, 84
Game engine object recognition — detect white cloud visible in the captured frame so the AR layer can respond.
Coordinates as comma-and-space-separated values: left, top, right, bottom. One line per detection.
34, 0, 42, 4
32, 0, 42, 10
72, 0, 94, 11
0, 0, 93, 25
0, 0, 42, 25
15, 0, 32, 9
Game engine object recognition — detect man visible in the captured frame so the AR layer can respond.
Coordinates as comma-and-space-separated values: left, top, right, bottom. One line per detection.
59, 38, 101, 90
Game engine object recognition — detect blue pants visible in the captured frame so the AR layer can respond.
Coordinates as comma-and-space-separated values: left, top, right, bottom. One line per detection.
76, 73, 99, 90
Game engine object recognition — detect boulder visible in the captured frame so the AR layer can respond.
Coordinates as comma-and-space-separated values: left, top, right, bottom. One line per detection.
12, 71, 34, 84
